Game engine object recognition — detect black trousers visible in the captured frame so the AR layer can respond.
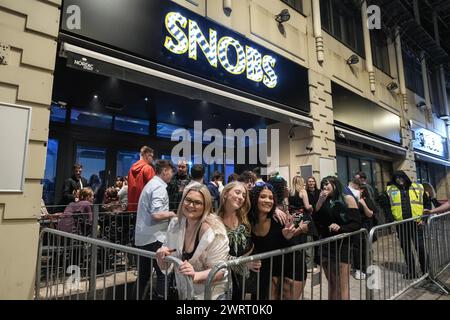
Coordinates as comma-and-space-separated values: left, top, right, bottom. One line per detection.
396, 222, 427, 276
137, 241, 165, 299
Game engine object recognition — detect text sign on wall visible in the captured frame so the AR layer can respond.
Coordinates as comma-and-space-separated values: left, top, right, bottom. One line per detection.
163, 12, 278, 89
61, 0, 310, 113
413, 127, 446, 158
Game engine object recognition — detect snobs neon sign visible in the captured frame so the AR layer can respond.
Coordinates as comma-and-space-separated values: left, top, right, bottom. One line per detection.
163, 12, 278, 89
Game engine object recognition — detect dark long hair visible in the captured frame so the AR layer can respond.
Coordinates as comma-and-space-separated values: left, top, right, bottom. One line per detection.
248, 184, 277, 226
267, 176, 287, 206
320, 176, 347, 210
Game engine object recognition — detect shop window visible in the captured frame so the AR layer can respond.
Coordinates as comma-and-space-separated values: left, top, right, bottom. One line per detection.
348, 157, 360, 182
225, 164, 236, 182
117, 151, 140, 178
281, 0, 303, 13
336, 155, 349, 185
71, 109, 113, 129
115, 116, 149, 135
402, 49, 424, 98
42, 139, 59, 205
360, 160, 372, 185
50, 104, 67, 123
76, 146, 107, 191
320, 0, 364, 57
429, 67, 443, 115
157, 122, 195, 140
370, 29, 390, 75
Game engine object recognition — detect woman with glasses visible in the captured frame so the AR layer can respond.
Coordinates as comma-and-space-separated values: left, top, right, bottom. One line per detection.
249, 183, 309, 300
156, 184, 229, 300
217, 181, 261, 300
315, 176, 361, 300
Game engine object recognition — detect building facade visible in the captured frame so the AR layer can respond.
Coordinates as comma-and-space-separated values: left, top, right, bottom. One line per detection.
0, 0, 449, 299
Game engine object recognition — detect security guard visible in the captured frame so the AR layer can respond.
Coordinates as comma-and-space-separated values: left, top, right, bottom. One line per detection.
386, 171, 427, 279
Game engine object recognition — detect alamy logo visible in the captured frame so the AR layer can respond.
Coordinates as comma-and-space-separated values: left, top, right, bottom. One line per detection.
367, 5, 381, 30
66, 265, 81, 290
66, 5, 81, 30
366, 265, 382, 290
170, 121, 279, 176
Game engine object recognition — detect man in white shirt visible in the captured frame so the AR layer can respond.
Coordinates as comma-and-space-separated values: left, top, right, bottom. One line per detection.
135, 160, 176, 299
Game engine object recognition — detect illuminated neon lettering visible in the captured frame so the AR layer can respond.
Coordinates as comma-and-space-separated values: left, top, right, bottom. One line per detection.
164, 12, 188, 54
218, 36, 246, 75
163, 12, 278, 89
246, 46, 263, 82
262, 55, 277, 88
188, 20, 218, 67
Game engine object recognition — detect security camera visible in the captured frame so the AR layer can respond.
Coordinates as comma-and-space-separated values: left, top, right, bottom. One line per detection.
275, 9, 291, 24
346, 54, 359, 65
387, 81, 399, 92
416, 101, 426, 111
337, 131, 346, 139
223, 0, 232, 16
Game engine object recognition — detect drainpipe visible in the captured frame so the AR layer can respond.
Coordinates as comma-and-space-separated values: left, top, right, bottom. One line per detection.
394, 26, 408, 111
312, 0, 324, 63
413, 0, 421, 24
433, 12, 450, 118
420, 51, 433, 119
412, 5, 433, 120
361, 0, 376, 93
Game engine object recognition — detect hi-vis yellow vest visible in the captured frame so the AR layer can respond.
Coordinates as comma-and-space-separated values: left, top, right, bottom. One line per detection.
386, 183, 424, 221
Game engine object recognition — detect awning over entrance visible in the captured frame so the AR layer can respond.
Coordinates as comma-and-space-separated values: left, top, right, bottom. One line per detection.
61, 43, 313, 129
414, 151, 450, 167
334, 125, 407, 157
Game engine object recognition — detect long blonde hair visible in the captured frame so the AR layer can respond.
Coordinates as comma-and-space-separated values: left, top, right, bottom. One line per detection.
217, 181, 251, 231
290, 176, 305, 196
177, 184, 226, 236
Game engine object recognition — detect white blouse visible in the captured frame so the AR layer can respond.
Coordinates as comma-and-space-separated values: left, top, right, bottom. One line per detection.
163, 216, 229, 300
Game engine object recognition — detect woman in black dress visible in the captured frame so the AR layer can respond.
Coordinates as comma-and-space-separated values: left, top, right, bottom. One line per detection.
315, 176, 361, 300
249, 183, 309, 300
353, 184, 376, 280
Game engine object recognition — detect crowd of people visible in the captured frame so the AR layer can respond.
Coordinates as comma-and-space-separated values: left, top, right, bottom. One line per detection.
45, 144, 446, 300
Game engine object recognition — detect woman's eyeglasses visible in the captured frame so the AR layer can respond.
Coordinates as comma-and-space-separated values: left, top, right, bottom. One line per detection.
183, 197, 204, 208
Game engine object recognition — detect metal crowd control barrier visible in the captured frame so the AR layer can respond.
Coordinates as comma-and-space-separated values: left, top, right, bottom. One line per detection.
205, 229, 369, 300
39, 202, 181, 245
35, 228, 194, 300
427, 212, 450, 294
368, 215, 431, 300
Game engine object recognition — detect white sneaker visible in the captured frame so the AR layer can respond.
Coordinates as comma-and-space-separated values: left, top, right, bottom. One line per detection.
353, 270, 366, 280
307, 266, 320, 273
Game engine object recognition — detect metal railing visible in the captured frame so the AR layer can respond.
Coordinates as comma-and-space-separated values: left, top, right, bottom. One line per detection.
204, 229, 369, 300
427, 212, 450, 294
36, 210, 450, 300
35, 228, 194, 300
368, 215, 431, 300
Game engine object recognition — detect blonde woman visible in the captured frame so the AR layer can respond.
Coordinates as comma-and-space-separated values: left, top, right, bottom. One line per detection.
156, 184, 229, 300
217, 181, 261, 300
288, 176, 313, 213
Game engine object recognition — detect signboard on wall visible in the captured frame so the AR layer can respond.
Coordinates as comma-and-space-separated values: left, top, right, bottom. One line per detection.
61, 0, 310, 113
412, 126, 446, 158
0, 103, 31, 192
332, 82, 401, 144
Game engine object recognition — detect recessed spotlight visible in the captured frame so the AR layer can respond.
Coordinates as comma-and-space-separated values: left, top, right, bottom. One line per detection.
94, 95, 98, 99
144, 97, 149, 102
172, 111, 176, 115
228, 123, 232, 127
